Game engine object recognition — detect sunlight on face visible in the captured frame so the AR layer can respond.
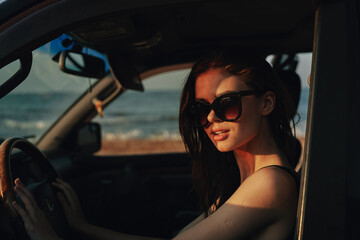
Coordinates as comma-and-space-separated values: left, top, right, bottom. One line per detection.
195, 68, 264, 152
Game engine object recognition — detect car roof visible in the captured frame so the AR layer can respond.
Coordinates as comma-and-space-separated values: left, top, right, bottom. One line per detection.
0, 0, 315, 71
0, 0, 46, 24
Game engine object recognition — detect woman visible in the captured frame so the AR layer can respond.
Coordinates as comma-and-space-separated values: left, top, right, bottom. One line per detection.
12, 49, 299, 240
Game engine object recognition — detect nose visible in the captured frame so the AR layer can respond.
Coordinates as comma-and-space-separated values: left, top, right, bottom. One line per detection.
207, 109, 221, 125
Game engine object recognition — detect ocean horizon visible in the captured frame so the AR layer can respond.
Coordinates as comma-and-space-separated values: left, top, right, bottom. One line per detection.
0, 87, 309, 142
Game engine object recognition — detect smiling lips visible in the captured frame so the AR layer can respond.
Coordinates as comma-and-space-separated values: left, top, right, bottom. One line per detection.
212, 129, 230, 141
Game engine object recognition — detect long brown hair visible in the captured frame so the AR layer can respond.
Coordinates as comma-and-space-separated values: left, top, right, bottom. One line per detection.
179, 49, 297, 216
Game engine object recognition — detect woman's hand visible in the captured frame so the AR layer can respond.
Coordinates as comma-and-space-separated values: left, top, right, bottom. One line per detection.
52, 178, 88, 232
12, 178, 61, 240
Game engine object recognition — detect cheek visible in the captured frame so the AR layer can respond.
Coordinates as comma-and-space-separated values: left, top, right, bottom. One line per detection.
203, 128, 212, 140
239, 100, 263, 125
233, 107, 263, 137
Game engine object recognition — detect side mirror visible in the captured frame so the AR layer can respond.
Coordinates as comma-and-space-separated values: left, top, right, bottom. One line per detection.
59, 51, 105, 78
66, 122, 102, 155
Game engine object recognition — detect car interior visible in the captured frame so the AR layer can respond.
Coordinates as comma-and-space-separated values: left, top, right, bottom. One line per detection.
2, 0, 342, 239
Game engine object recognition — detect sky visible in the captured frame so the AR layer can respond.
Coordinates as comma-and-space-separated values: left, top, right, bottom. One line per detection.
0, 51, 94, 93
295, 53, 312, 88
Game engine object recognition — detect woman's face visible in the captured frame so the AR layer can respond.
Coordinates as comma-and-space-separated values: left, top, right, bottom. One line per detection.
195, 68, 266, 152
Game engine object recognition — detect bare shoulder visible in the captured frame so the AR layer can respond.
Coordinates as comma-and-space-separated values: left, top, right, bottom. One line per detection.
174, 167, 298, 240
227, 166, 298, 210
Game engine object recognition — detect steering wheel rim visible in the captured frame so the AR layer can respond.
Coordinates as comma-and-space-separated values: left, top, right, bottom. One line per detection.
0, 137, 69, 239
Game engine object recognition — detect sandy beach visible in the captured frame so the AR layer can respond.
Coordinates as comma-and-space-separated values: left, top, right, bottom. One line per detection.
96, 136, 305, 157
96, 138, 186, 155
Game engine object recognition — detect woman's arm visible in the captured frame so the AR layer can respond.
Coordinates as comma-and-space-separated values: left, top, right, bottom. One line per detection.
74, 223, 165, 240
173, 167, 298, 240
176, 198, 220, 235
13, 178, 165, 240
53, 179, 165, 240
12, 178, 62, 240
13, 167, 296, 240
176, 213, 205, 235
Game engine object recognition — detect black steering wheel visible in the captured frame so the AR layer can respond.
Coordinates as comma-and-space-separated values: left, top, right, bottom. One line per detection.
0, 137, 69, 239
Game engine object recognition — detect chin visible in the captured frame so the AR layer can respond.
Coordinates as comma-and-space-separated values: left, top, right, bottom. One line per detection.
213, 142, 235, 152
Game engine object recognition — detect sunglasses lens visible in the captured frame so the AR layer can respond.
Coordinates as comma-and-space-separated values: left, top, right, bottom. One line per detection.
218, 96, 241, 120
190, 93, 246, 127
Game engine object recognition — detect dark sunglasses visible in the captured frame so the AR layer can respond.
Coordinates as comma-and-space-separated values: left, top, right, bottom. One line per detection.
189, 90, 258, 127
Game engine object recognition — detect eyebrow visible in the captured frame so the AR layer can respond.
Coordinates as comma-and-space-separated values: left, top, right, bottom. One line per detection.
195, 90, 240, 102
194, 97, 209, 103
216, 90, 239, 97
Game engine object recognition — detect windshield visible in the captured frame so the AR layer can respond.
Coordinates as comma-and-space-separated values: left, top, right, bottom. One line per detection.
0, 38, 99, 143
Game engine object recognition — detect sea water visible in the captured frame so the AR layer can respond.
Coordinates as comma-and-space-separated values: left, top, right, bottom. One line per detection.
0, 87, 309, 142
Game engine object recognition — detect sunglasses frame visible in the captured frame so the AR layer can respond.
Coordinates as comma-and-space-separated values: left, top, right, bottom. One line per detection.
190, 90, 259, 127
